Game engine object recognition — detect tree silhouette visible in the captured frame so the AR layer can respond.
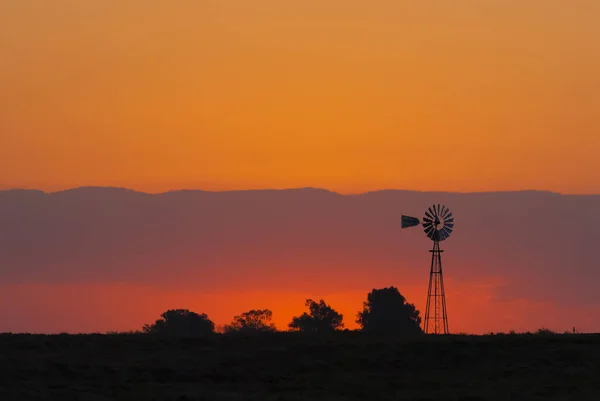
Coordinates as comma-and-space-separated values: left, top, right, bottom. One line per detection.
223, 309, 277, 334
356, 287, 422, 335
143, 309, 215, 336
288, 299, 344, 332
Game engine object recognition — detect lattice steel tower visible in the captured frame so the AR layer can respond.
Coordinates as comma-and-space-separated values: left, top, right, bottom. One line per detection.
401, 204, 454, 334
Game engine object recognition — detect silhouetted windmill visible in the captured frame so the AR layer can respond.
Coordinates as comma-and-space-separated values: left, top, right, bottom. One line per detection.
401, 205, 454, 334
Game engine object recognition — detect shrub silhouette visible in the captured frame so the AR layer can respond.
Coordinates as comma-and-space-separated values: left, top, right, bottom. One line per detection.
356, 286, 422, 335
143, 309, 215, 336
224, 309, 277, 334
535, 327, 556, 335
288, 299, 344, 332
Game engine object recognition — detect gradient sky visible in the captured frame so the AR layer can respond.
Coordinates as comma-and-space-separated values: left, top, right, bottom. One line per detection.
1, 1, 599, 194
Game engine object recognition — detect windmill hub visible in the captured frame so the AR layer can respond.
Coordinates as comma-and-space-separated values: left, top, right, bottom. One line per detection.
401, 204, 454, 335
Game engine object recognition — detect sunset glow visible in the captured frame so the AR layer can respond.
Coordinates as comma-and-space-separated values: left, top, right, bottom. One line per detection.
2, 281, 594, 335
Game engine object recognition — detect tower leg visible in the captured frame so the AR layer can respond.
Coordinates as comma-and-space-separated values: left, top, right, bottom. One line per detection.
424, 256, 434, 333
438, 247, 449, 334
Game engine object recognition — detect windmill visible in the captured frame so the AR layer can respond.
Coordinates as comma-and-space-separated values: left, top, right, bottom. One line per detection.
401, 204, 454, 334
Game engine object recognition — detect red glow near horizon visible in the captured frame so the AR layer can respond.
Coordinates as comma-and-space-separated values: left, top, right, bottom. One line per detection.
0, 282, 594, 335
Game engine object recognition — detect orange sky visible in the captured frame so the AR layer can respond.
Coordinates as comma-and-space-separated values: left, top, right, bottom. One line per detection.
1, 1, 599, 194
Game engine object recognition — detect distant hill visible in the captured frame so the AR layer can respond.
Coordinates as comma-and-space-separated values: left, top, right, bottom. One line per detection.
0, 186, 598, 312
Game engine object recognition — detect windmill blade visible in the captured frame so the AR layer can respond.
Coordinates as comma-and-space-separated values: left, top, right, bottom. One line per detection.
440, 205, 446, 216
424, 225, 435, 237
443, 207, 450, 218
422, 217, 433, 223
442, 227, 453, 239
437, 204, 441, 216
423, 223, 434, 233
401, 215, 421, 229
425, 211, 433, 220
444, 222, 454, 229
439, 230, 448, 241
445, 212, 453, 220
428, 207, 435, 217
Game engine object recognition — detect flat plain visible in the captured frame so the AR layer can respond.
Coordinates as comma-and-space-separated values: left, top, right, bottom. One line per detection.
0, 332, 598, 401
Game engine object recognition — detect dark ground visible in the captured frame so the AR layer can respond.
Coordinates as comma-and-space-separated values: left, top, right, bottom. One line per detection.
0, 332, 599, 401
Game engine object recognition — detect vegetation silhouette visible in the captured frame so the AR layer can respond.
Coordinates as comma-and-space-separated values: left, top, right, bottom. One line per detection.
356, 286, 422, 335
142, 309, 215, 336
140, 288, 420, 336
223, 309, 276, 334
288, 299, 344, 332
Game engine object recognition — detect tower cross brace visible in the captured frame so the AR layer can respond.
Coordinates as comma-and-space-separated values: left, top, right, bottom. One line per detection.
424, 240, 449, 334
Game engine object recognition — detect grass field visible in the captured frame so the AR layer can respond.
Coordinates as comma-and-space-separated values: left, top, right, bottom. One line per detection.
0, 331, 598, 401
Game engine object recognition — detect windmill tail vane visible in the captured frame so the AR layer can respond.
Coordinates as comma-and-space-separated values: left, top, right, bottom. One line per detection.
401, 215, 420, 229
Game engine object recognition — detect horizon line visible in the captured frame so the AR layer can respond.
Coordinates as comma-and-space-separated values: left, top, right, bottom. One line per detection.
1, 185, 599, 197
